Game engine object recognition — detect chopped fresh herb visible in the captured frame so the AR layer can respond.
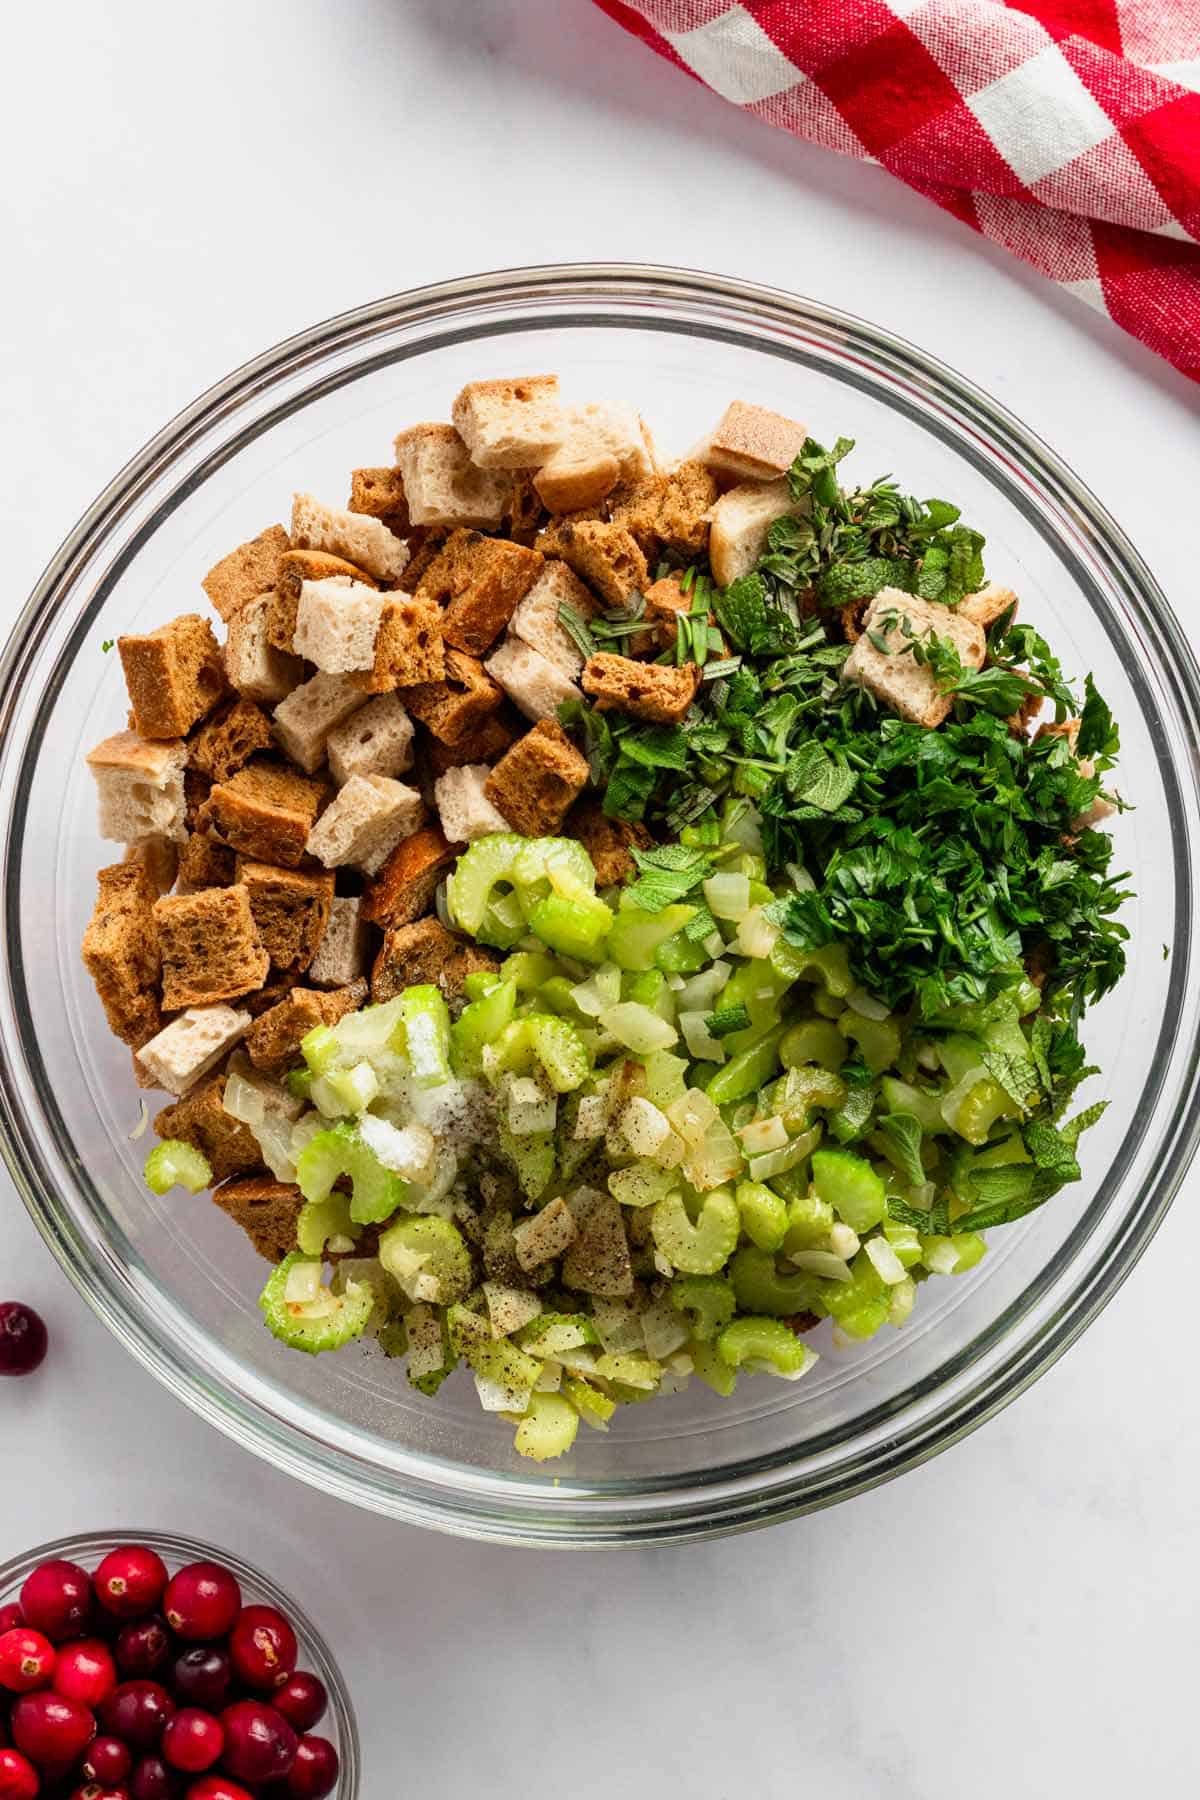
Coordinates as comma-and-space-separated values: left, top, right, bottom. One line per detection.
101, 638, 114, 653
557, 602, 597, 661
625, 843, 713, 912
877, 1111, 926, 1187
705, 1004, 751, 1038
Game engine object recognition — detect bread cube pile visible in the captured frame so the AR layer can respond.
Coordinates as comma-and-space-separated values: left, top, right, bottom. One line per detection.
77, 378, 846, 1255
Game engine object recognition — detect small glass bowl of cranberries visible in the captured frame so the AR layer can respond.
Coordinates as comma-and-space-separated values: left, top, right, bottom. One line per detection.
0, 1531, 358, 1800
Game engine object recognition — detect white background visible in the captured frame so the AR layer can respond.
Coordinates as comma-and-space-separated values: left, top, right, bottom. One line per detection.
3, 3, 1199, 1794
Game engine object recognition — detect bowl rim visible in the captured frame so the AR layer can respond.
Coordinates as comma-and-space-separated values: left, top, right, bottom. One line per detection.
2, 261, 1199, 1547
0, 1526, 359, 1794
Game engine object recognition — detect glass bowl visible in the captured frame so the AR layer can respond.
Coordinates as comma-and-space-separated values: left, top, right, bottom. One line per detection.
1, 264, 1198, 1547
0, 1528, 359, 1793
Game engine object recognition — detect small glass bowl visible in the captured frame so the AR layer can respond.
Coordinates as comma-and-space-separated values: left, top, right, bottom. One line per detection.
2, 264, 1199, 1546
0, 1529, 359, 1795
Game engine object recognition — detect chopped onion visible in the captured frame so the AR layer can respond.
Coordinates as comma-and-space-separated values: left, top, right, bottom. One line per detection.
735, 907, 780, 959
640, 1298, 690, 1361
127, 1100, 150, 1142
846, 986, 891, 1021
924, 1241, 961, 1275
573, 1093, 607, 1139
474, 1371, 532, 1414
223, 1070, 266, 1128
790, 1250, 853, 1282
888, 1277, 916, 1326
620, 1096, 671, 1155
284, 1261, 322, 1306
327, 1233, 357, 1255
748, 1140, 809, 1181
598, 1001, 678, 1054
505, 1075, 558, 1137
252, 1113, 298, 1183
679, 1010, 725, 1064
570, 963, 622, 1018
703, 871, 751, 921
702, 930, 725, 959
867, 1236, 908, 1286
829, 1221, 860, 1260
591, 1296, 646, 1355
738, 1116, 788, 1154
534, 1361, 563, 1392
676, 961, 731, 1013
666, 1088, 720, 1145
786, 861, 816, 893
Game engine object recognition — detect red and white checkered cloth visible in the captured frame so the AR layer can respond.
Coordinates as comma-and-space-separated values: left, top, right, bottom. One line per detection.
592, 0, 1200, 382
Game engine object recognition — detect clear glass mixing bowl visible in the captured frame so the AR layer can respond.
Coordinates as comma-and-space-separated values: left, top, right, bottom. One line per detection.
0, 1529, 359, 1794
1, 265, 1198, 1546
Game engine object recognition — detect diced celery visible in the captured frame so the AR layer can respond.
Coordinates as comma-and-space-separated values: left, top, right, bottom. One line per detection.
882, 1218, 923, 1268
654, 930, 711, 975
562, 1376, 616, 1429
607, 903, 697, 972
730, 1245, 819, 1316
889, 1276, 916, 1326
379, 1215, 474, 1305
669, 1274, 736, 1342
771, 1064, 847, 1129
704, 1023, 787, 1107
811, 1148, 886, 1233
286, 1068, 313, 1100
828, 1082, 878, 1144
526, 1013, 591, 1092
527, 892, 613, 961
445, 833, 523, 932
569, 963, 622, 1018
400, 985, 453, 1089
608, 1162, 678, 1209
651, 1188, 739, 1275
815, 1250, 890, 1338
782, 1190, 835, 1255
500, 951, 557, 991
512, 1391, 581, 1460
593, 1352, 662, 1390
689, 1338, 738, 1395
295, 1123, 405, 1226
143, 1139, 212, 1196
300, 1024, 340, 1075
450, 978, 517, 1077
324, 1060, 379, 1115
519, 1313, 600, 1356
920, 1231, 987, 1275
779, 1018, 846, 1073
512, 836, 597, 903
880, 1076, 946, 1135
498, 1118, 556, 1200
599, 1001, 678, 1054
839, 1012, 902, 1075
717, 1316, 815, 1377
259, 1253, 374, 1354
641, 1049, 689, 1109
939, 1070, 1018, 1145
735, 1179, 788, 1252
771, 939, 853, 997
296, 1192, 356, 1256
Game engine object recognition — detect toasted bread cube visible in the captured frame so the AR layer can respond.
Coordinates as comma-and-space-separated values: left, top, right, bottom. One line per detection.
509, 562, 597, 678
270, 550, 378, 654
362, 825, 455, 929
307, 895, 368, 989
245, 982, 367, 1076
326, 692, 415, 786
958, 583, 1019, 631
81, 864, 163, 1048
136, 1003, 252, 1096
513, 1195, 577, 1271
212, 1176, 304, 1261
197, 761, 326, 867
349, 466, 408, 522
225, 594, 305, 704
119, 614, 228, 741
540, 520, 647, 607
202, 525, 290, 623
87, 732, 188, 844
239, 861, 335, 972
657, 459, 720, 557
401, 648, 502, 746
581, 653, 699, 725
703, 400, 808, 482
154, 884, 270, 1009
708, 478, 806, 587
177, 832, 238, 890
417, 530, 544, 658
509, 473, 548, 542
842, 589, 986, 728
272, 670, 367, 773
642, 573, 691, 645
484, 638, 579, 723
433, 765, 511, 846
607, 475, 668, 554
305, 774, 425, 875
565, 402, 656, 481
290, 493, 409, 584
293, 577, 387, 674
534, 441, 621, 514
483, 721, 589, 837
123, 835, 181, 896
425, 709, 521, 775
452, 375, 564, 469
187, 698, 274, 785
567, 800, 653, 888
370, 916, 499, 1004
154, 1076, 261, 1184
393, 424, 512, 529
352, 594, 444, 694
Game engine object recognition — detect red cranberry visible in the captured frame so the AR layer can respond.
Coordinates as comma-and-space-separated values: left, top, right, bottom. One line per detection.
93, 1553, 168, 1625
97, 1684, 174, 1753
159, 1715, 221, 1780
0, 1609, 24, 1636
226, 1611, 295, 1694
167, 1656, 228, 1715
161, 1572, 239, 1647
113, 1625, 168, 1682
128, 1758, 177, 1800
0, 1304, 48, 1378
268, 1674, 325, 1736
11, 1692, 96, 1766
285, 1737, 338, 1800
53, 1644, 116, 1711
217, 1700, 295, 1785
82, 1739, 132, 1785
0, 1629, 57, 1694
0, 1748, 39, 1800
19, 1565, 92, 1645
185, 1782, 252, 1800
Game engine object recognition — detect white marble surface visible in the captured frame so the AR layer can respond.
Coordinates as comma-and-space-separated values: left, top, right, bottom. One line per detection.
3, 2, 1199, 1793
